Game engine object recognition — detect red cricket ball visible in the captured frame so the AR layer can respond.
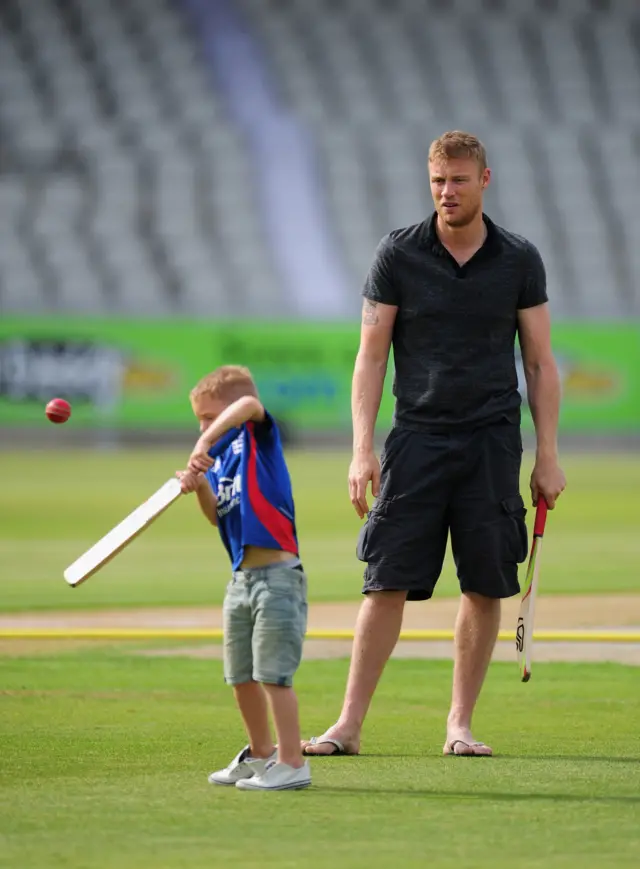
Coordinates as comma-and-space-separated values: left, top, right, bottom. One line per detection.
45, 397, 72, 424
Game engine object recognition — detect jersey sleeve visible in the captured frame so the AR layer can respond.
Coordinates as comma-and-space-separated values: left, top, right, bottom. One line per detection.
207, 428, 242, 459
518, 243, 549, 309
362, 235, 399, 306
252, 409, 277, 442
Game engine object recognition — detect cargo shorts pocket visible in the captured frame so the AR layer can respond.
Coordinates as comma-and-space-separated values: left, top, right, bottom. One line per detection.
356, 499, 392, 562
251, 569, 307, 687
356, 521, 369, 562
500, 494, 528, 563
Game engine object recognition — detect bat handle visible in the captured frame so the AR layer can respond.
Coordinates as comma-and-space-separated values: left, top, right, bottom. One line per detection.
533, 497, 548, 537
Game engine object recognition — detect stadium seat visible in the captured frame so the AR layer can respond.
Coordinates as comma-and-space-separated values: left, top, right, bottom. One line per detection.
0, 0, 638, 318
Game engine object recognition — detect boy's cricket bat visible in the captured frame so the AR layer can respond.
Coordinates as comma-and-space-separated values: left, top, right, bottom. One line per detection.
63, 478, 182, 587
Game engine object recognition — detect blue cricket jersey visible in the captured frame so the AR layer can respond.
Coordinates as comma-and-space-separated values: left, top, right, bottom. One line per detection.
204, 411, 299, 570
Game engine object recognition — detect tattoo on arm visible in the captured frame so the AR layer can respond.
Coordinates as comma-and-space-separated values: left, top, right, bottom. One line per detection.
363, 300, 379, 326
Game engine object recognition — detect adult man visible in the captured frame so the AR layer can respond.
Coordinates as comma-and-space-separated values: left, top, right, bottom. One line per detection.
303, 131, 566, 758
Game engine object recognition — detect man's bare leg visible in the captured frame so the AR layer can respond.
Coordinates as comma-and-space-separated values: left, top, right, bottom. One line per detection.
302, 590, 407, 755
445, 591, 501, 756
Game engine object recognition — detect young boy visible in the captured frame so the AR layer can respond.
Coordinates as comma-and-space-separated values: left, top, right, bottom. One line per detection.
177, 365, 311, 791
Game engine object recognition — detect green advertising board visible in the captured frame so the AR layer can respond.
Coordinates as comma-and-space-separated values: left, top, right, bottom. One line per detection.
0, 318, 638, 433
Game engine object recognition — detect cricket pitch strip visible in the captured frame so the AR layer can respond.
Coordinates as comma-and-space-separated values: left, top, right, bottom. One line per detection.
1, 595, 639, 664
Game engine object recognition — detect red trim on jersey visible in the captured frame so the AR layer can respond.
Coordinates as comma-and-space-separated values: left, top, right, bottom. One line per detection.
246, 423, 298, 555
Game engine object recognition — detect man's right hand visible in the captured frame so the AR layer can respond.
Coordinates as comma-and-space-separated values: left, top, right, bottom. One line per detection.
349, 450, 381, 519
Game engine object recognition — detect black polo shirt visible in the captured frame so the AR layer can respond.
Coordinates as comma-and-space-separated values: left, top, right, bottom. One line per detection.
362, 213, 548, 431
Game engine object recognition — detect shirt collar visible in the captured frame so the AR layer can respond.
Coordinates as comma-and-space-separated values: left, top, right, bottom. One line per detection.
420, 212, 502, 259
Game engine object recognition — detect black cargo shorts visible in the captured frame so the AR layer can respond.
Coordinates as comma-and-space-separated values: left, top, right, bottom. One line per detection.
357, 422, 529, 601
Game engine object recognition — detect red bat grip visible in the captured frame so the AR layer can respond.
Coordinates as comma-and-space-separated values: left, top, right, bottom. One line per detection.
533, 497, 548, 537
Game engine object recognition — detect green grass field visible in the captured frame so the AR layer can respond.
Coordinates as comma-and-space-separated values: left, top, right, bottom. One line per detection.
1, 648, 639, 869
2, 449, 639, 867
1, 449, 639, 612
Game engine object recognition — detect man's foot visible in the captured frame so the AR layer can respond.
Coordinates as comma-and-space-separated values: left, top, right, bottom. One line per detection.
301, 728, 360, 756
236, 760, 311, 791
443, 729, 493, 757
208, 745, 277, 785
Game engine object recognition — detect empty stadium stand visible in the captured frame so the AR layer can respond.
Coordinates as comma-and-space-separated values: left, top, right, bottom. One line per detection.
0, 0, 638, 319
0, 0, 285, 316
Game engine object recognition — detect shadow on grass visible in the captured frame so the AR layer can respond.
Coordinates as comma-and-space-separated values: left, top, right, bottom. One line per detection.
356, 754, 640, 763
509, 755, 640, 764
318, 787, 640, 804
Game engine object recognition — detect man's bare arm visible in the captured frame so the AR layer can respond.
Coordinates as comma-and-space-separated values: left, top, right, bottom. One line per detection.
517, 303, 560, 459
352, 299, 397, 454
517, 303, 566, 507
349, 299, 397, 516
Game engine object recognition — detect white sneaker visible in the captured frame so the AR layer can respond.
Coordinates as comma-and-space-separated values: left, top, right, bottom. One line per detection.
208, 745, 276, 786
235, 759, 311, 791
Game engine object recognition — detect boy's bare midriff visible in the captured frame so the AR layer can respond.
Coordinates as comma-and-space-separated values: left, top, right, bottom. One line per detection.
240, 546, 299, 570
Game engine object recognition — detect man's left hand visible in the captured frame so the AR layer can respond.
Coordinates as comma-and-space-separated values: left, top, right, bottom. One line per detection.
530, 457, 566, 509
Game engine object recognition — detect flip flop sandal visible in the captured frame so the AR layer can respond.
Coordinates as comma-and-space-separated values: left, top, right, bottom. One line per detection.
302, 737, 358, 757
444, 739, 493, 757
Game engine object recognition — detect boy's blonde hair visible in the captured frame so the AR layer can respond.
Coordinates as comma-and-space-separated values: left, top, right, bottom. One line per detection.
428, 130, 487, 173
190, 365, 258, 403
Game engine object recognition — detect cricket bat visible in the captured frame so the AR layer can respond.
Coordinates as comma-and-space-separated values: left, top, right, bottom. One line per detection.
64, 478, 183, 587
516, 497, 548, 682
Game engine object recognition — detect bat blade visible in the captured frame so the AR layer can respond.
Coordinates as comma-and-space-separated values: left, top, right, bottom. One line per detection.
64, 478, 182, 588
516, 499, 548, 682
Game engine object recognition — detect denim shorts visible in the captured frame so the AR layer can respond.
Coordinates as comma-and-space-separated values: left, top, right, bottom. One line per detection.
222, 560, 308, 687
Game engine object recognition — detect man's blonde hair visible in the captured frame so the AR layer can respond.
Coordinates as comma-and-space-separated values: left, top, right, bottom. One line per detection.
428, 131, 487, 172
190, 365, 258, 403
